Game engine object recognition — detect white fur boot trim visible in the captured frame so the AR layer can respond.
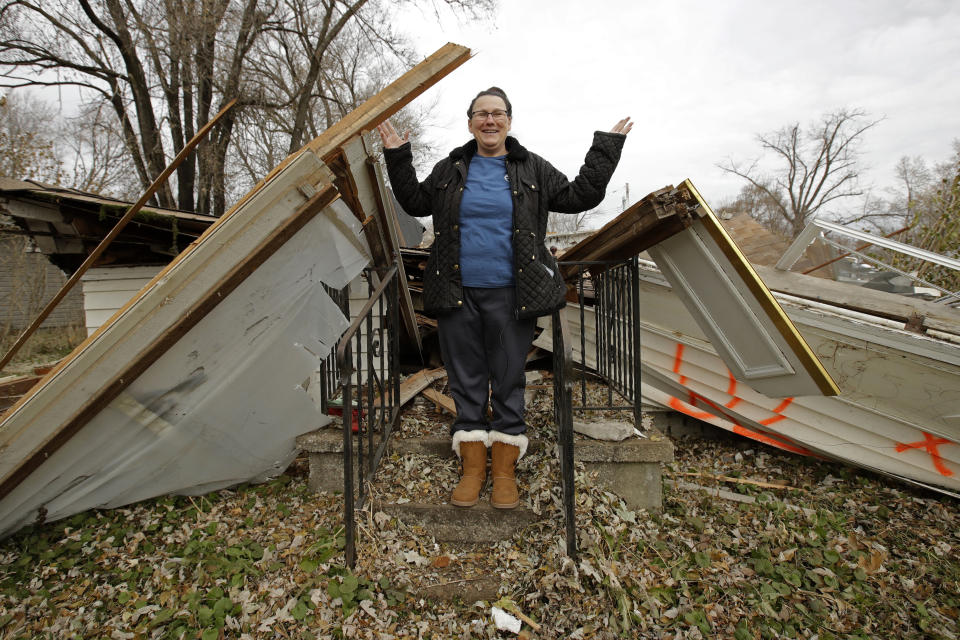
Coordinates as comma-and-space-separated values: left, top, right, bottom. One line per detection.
452, 429, 490, 458
488, 431, 529, 460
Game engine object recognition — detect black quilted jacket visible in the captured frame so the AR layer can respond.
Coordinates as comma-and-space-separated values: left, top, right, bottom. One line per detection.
383, 132, 626, 319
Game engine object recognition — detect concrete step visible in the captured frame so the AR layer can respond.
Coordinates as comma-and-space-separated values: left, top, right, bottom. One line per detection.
376, 540, 506, 603
297, 428, 674, 511
367, 506, 542, 603
375, 501, 542, 543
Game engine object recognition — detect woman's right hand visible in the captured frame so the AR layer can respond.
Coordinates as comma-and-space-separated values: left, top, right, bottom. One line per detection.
377, 120, 410, 149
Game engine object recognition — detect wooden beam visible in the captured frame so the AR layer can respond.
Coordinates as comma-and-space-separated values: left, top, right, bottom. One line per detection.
754, 264, 960, 336
367, 150, 422, 355
559, 185, 697, 279
422, 388, 457, 416
397, 368, 446, 406
251, 43, 471, 202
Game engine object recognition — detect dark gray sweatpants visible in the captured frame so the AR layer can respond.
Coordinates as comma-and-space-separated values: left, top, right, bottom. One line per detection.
438, 287, 535, 436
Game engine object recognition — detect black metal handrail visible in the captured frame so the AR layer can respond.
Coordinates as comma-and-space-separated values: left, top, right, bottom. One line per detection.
335, 265, 402, 568
551, 308, 577, 558
559, 258, 643, 421
552, 257, 644, 557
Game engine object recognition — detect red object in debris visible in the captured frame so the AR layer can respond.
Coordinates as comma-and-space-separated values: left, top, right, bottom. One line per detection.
328, 407, 364, 433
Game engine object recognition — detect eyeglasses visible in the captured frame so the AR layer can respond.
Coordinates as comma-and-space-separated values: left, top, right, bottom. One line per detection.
470, 109, 509, 122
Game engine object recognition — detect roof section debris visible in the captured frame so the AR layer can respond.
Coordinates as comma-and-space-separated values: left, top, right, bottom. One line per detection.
0, 43, 471, 538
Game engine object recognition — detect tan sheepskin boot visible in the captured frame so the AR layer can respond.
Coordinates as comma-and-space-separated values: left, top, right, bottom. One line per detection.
489, 432, 528, 509
450, 430, 489, 507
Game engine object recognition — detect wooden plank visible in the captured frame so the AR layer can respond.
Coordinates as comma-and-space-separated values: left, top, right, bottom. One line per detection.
559, 185, 697, 279
368, 148, 422, 354
374, 367, 447, 408
755, 264, 960, 337
254, 43, 471, 199
328, 134, 423, 354
422, 388, 457, 416
399, 368, 447, 405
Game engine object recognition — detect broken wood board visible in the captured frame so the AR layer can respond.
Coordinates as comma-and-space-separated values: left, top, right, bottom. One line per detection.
332, 133, 422, 353
398, 368, 447, 406
259, 43, 471, 193
422, 388, 457, 416
671, 471, 791, 490
559, 185, 697, 279
755, 264, 960, 338
372, 367, 446, 409
666, 480, 816, 516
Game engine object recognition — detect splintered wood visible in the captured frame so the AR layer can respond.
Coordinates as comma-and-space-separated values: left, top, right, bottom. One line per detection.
559, 185, 699, 278
422, 388, 457, 416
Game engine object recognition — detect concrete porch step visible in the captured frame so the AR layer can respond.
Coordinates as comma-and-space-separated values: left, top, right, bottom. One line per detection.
375, 501, 542, 543
297, 428, 674, 511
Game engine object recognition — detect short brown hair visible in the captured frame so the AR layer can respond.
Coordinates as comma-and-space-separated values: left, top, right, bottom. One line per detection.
467, 87, 512, 118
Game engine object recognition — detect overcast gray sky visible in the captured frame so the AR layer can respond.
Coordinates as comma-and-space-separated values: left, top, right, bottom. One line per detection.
396, 0, 960, 222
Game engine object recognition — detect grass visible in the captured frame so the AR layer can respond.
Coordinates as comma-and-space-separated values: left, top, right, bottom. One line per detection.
0, 324, 86, 378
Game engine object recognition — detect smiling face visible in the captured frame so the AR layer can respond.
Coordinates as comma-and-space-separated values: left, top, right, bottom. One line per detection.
467, 94, 512, 157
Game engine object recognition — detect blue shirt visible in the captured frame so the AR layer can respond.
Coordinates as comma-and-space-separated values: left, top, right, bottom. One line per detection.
459, 155, 514, 287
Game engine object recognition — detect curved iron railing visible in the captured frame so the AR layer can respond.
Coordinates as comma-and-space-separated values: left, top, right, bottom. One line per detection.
335, 265, 402, 568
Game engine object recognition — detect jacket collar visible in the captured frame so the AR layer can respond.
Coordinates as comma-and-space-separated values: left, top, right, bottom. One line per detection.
449, 136, 528, 163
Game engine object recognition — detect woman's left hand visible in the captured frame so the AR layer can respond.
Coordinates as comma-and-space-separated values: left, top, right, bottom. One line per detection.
610, 117, 633, 135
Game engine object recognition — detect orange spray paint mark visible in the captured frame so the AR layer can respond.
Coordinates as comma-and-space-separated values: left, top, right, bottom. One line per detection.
667, 342, 813, 456
672, 343, 687, 385
732, 424, 815, 456
726, 370, 737, 395
725, 370, 741, 408
896, 432, 955, 477
771, 397, 794, 413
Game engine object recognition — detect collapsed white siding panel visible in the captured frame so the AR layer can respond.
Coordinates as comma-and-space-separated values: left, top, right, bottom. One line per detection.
0, 152, 371, 536
534, 273, 960, 492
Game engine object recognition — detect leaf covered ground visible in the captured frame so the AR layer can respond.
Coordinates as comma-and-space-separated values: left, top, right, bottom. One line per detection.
1, 388, 958, 639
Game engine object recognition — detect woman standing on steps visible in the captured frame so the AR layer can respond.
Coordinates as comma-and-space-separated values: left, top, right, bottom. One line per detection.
378, 87, 631, 509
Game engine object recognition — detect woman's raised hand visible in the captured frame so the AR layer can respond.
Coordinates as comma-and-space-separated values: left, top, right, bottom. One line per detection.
377, 120, 410, 149
610, 117, 633, 135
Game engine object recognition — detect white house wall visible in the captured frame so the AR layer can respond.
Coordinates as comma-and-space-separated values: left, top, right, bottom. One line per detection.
81, 266, 163, 336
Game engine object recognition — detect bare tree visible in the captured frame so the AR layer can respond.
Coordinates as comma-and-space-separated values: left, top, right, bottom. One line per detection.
0, 92, 62, 183
894, 141, 960, 291
547, 208, 603, 235
0, 0, 495, 215
715, 182, 792, 237
64, 98, 139, 198
719, 108, 881, 237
